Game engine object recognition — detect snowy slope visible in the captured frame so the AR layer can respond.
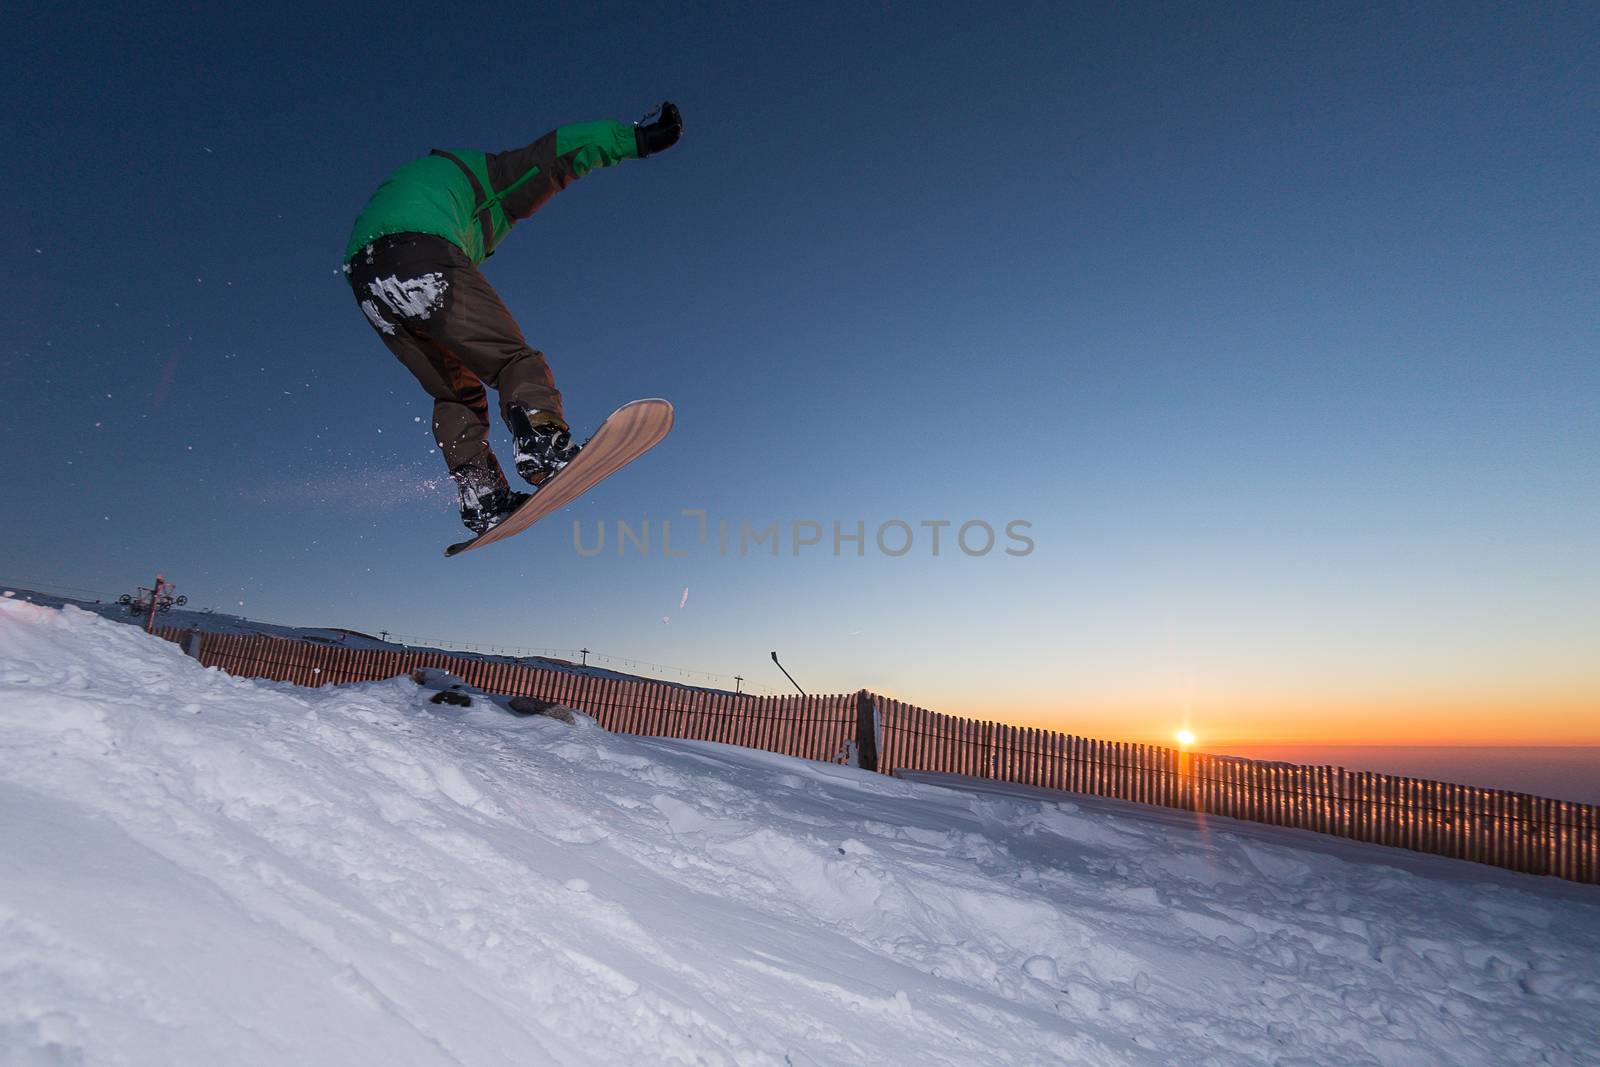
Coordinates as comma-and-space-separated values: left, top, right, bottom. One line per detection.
2, 585, 719, 691
2, 601, 1597, 1066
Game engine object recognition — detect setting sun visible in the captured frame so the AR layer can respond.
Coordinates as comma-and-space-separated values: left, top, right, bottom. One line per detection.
1176, 729, 1196, 747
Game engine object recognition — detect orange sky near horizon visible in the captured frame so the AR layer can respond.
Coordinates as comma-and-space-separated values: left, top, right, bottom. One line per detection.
867, 685, 1600, 750
830, 561, 1600, 753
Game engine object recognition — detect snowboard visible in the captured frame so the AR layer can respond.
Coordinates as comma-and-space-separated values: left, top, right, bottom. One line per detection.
445, 398, 674, 557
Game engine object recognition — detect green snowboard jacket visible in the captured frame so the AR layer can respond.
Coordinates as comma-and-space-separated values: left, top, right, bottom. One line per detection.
345, 120, 639, 266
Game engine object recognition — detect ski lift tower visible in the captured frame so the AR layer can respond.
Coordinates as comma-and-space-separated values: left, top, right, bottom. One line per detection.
117, 574, 188, 633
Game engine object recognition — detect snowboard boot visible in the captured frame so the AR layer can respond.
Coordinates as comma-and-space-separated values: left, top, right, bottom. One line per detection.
450, 457, 530, 536
507, 404, 581, 488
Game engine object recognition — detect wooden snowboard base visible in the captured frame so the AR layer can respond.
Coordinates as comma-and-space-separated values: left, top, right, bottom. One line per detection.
445, 398, 674, 557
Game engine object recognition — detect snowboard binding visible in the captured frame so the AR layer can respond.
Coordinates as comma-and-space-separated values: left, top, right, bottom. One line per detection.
507, 405, 581, 488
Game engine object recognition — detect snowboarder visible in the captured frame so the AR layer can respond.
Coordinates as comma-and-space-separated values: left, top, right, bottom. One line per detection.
344, 104, 684, 535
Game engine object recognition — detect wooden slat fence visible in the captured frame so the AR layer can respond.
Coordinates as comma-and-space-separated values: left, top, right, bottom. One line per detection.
146, 627, 1598, 884
869, 692, 1599, 884
151, 627, 857, 765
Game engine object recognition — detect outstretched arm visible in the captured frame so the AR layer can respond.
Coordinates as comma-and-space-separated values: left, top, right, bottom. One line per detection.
485, 120, 636, 221
486, 106, 682, 222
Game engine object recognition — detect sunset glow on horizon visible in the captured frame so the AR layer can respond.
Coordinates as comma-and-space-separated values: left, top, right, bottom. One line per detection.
858, 674, 1600, 750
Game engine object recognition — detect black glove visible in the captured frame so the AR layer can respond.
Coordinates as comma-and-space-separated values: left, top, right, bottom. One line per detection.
635, 101, 683, 158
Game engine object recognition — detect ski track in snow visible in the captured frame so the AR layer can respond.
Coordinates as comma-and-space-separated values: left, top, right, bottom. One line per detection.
1, 601, 1597, 1066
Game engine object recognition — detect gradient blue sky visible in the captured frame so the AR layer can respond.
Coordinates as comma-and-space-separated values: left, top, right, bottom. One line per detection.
4, 2, 1596, 740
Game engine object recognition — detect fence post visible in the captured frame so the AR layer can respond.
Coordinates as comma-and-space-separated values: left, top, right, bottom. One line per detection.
854, 690, 880, 773
180, 629, 202, 660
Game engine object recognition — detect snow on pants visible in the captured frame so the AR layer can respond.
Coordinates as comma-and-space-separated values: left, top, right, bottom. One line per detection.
346, 232, 564, 473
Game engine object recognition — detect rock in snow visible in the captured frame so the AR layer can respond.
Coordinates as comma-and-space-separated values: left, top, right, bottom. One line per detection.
1, 600, 1597, 1066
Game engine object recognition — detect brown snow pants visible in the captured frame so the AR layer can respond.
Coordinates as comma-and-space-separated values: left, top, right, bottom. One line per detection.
347, 232, 564, 475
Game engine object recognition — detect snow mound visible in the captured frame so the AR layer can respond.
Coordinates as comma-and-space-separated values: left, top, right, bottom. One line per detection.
2, 601, 1597, 1066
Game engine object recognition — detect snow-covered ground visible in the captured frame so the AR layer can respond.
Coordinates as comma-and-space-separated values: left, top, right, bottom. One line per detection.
3, 601, 1597, 1066
1, 586, 666, 687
